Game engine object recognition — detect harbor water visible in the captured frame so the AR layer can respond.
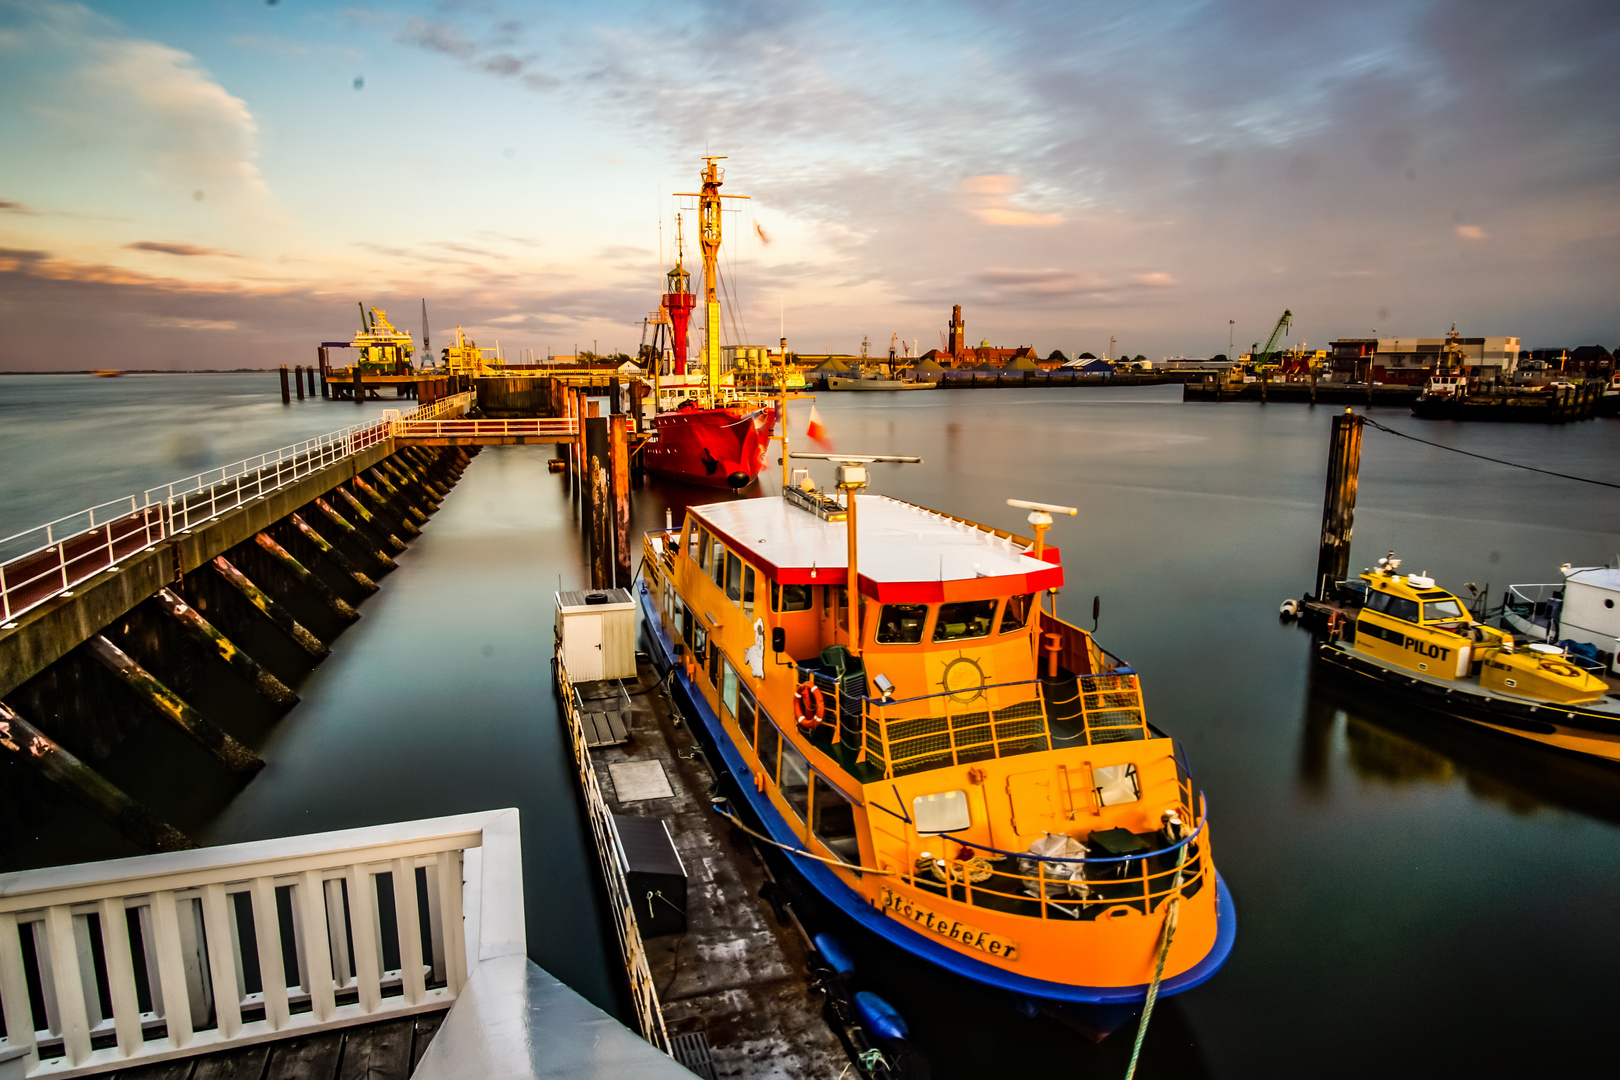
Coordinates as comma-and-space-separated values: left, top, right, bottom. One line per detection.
4, 374, 1619, 1077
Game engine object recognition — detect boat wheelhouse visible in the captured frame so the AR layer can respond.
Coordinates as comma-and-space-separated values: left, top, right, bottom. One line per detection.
637, 474, 1234, 1004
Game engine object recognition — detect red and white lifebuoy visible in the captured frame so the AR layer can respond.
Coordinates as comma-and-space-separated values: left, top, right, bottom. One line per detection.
795, 680, 824, 732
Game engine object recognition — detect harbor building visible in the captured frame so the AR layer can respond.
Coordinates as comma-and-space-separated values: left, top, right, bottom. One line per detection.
1326, 335, 1520, 385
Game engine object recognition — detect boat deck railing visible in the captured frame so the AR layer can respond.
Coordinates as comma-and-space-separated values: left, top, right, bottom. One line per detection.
889, 789, 1209, 922
0, 809, 522, 1079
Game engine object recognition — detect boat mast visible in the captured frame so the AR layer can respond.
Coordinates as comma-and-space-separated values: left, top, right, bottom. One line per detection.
678, 156, 748, 404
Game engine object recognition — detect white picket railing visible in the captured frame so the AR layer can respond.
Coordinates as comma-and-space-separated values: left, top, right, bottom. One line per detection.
0, 809, 523, 1078
0, 390, 484, 626
390, 417, 577, 442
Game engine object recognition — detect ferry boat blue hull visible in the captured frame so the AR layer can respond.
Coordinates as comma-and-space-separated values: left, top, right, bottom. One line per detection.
637, 580, 1236, 1005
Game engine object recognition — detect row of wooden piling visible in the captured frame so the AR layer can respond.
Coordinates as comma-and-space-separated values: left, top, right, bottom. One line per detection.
0, 446, 473, 857
548, 382, 634, 591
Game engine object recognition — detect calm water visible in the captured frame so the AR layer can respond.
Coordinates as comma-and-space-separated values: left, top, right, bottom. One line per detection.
4, 376, 1620, 1077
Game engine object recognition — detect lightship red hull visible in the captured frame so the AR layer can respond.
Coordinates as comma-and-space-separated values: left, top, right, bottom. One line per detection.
642, 405, 777, 489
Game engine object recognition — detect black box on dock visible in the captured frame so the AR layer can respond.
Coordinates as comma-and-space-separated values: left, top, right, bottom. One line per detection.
611, 815, 688, 937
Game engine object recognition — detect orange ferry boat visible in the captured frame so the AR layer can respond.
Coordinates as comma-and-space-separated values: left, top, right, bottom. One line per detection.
637, 459, 1235, 1004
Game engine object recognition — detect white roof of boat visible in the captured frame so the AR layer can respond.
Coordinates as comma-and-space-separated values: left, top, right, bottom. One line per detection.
689, 494, 1063, 602
1566, 567, 1620, 592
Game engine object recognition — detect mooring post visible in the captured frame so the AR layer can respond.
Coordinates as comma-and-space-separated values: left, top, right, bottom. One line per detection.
610, 414, 632, 587
295, 364, 305, 401
279, 365, 290, 404
319, 347, 330, 398
610, 376, 622, 416
586, 416, 610, 589
1314, 410, 1365, 601
354, 364, 364, 405
306, 365, 316, 398
82, 635, 265, 774
0, 701, 194, 851
151, 588, 299, 705
630, 378, 645, 433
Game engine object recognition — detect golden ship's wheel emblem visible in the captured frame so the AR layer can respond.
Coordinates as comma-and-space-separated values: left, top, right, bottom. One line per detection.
940, 655, 987, 704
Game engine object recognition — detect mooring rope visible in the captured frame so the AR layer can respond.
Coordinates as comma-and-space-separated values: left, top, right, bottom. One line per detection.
1123, 843, 1190, 1080
1360, 415, 1620, 489
713, 805, 894, 876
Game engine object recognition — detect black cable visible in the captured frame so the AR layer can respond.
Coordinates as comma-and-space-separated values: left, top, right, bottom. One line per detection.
1359, 415, 1620, 490
577, 666, 673, 701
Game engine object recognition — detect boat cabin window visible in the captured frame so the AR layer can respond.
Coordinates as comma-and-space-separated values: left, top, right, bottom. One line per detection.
828, 586, 849, 631
780, 742, 812, 822
1422, 597, 1467, 622
1365, 590, 1420, 622
773, 581, 813, 613
710, 539, 727, 587
757, 716, 782, 781
1094, 763, 1140, 807
876, 604, 928, 644
933, 599, 997, 642
913, 790, 971, 834
737, 686, 757, 747
743, 567, 756, 618
693, 527, 709, 569
722, 659, 740, 719
725, 553, 743, 604
812, 780, 862, 870
1001, 594, 1034, 633
708, 639, 722, 687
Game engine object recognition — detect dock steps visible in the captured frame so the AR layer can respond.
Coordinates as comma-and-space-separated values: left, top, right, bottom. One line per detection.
581, 706, 630, 747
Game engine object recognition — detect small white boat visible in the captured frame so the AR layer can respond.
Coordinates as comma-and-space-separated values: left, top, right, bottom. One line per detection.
1502, 564, 1620, 676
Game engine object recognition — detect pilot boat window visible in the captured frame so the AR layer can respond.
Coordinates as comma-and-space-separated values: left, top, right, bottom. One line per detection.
743, 567, 756, 618
1094, 763, 1140, 807
1365, 590, 1419, 622
1422, 597, 1466, 622
773, 581, 812, 612
912, 790, 971, 834
711, 540, 727, 587
876, 604, 928, 644
722, 659, 740, 719
780, 742, 812, 822
726, 553, 743, 604
1001, 594, 1033, 633
933, 599, 997, 642
694, 528, 710, 570
737, 687, 758, 746
812, 780, 862, 870
758, 715, 782, 781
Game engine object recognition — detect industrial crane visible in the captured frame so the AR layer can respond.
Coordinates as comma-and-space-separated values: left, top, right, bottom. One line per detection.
1250, 309, 1293, 373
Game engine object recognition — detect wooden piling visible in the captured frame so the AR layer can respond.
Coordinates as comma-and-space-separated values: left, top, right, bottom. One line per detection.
586, 416, 611, 589
151, 587, 299, 706
610, 414, 632, 587
82, 635, 264, 774
289, 513, 378, 592
1314, 410, 1365, 601
351, 476, 422, 535
211, 556, 330, 658
363, 468, 430, 524
381, 459, 442, 504
354, 364, 364, 404
334, 486, 409, 551
279, 366, 290, 404
313, 496, 398, 569
306, 365, 316, 398
0, 702, 194, 852
295, 365, 305, 401
253, 533, 359, 622
319, 347, 330, 398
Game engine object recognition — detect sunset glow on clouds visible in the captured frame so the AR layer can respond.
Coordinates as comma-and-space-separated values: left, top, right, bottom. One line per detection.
0, 0, 1616, 369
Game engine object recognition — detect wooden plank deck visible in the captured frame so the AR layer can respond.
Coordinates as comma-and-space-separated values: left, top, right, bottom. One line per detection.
106, 1010, 445, 1080
576, 662, 846, 1080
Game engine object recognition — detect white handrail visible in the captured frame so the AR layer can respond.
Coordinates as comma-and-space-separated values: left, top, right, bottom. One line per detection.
0, 809, 522, 1078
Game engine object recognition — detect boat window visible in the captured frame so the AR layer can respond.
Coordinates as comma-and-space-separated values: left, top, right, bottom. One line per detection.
737, 687, 757, 747
812, 779, 862, 870
1423, 598, 1466, 622
725, 553, 743, 604
694, 527, 709, 569
780, 742, 811, 822
831, 586, 849, 631
708, 638, 721, 687
875, 604, 928, 644
1365, 590, 1420, 622
933, 599, 997, 642
743, 567, 756, 618
912, 790, 971, 834
1094, 763, 1140, 807
711, 540, 726, 587
1001, 594, 1034, 633
691, 624, 706, 665
772, 581, 812, 613
722, 659, 740, 719
758, 715, 781, 781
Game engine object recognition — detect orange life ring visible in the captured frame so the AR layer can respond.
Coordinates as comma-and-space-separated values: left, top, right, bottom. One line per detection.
795, 681, 824, 732
1538, 659, 1579, 679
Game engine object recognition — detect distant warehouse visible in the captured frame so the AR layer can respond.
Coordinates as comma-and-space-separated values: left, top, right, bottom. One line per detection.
1327, 335, 1520, 385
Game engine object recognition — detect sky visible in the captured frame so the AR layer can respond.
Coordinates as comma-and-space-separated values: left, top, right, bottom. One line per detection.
1, 0, 1617, 370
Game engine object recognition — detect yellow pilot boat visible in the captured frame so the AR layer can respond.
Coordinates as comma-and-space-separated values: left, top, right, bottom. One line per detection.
1319, 553, 1620, 761
636, 458, 1234, 1004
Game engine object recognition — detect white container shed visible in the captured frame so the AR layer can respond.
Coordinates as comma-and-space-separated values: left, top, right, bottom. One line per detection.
556, 588, 637, 682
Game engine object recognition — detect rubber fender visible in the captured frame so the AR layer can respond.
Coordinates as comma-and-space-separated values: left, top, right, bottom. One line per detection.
854, 991, 909, 1043
813, 932, 857, 977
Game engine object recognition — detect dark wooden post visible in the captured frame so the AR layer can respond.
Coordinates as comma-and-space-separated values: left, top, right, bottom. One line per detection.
279, 365, 290, 404
295, 364, 305, 400
610, 376, 623, 416
306, 365, 316, 398
353, 364, 364, 404
586, 415, 610, 589
318, 347, 330, 398
630, 378, 645, 433
1315, 410, 1365, 601
610, 414, 632, 587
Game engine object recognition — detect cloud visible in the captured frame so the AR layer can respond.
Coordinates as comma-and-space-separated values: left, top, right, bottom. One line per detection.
126, 241, 236, 257
0, 199, 34, 214
1455, 225, 1487, 240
